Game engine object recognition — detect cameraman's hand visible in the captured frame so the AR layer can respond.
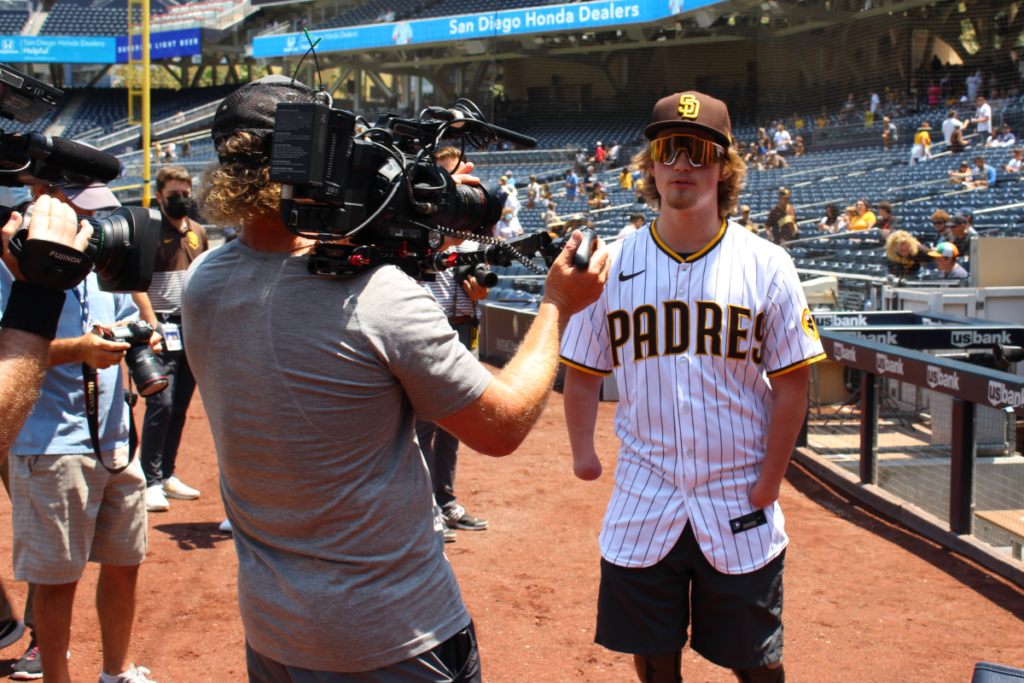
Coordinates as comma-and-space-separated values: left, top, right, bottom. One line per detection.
451, 160, 480, 187
77, 328, 130, 370
542, 230, 610, 317
461, 278, 489, 301
1, 195, 93, 281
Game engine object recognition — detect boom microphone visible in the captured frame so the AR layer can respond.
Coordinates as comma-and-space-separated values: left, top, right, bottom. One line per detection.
35, 135, 121, 182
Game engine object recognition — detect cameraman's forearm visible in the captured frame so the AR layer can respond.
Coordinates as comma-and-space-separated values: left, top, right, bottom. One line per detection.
437, 300, 568, 456
48, 337, 82, 367
131, 292, 159, 327
0, 329, 49, 454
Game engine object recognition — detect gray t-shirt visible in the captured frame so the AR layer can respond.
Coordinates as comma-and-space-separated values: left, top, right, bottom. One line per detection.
181, 239, 493, 672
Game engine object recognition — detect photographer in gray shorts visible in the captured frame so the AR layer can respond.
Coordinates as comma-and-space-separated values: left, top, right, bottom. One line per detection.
183, 76, 609, 683
0, 182, 154, 683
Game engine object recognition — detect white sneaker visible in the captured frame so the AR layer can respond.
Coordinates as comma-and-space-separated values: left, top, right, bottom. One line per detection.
162, 476, 200, 500
99, 664, 157, 683
145, 485, 169, 512
218, 519, 232, 533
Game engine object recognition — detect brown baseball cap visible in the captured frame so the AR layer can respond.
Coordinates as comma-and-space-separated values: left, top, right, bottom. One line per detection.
644, 91, 732, 147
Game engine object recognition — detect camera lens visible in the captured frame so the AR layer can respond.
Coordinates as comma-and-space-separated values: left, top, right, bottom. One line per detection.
80, 213, 132, 281
434, 181, 504, 235
473, 265, 498, 287
125, 344, 168, 396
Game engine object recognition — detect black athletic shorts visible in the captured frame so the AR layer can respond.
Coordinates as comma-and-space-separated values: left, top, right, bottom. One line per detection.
595, 522, 784, 670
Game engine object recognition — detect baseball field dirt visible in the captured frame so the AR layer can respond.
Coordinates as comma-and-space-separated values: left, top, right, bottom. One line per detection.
0, 376, 1021, 682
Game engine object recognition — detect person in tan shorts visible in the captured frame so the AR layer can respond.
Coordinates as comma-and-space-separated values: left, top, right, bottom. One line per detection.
0, 181, 155, 683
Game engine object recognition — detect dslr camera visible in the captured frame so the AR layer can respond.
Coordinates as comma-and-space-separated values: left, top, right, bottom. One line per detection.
93, 321, 168, 396
0, 63, 161, 293
268, 94, 594, 281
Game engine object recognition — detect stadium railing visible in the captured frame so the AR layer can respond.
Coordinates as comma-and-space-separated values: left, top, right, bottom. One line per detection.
799, 317, 1024, 589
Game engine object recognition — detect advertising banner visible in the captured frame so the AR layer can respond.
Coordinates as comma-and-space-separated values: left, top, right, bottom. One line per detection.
0, 36, 117, 63
0, 29, 201, 64
115, 28, 202, 64
254, 0, 696, 58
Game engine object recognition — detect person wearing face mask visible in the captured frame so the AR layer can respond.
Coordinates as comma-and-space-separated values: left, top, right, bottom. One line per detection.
138, 166, 208, 513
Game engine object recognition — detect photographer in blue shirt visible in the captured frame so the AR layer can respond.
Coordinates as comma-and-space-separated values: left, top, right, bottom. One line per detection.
0, 183, 156, 683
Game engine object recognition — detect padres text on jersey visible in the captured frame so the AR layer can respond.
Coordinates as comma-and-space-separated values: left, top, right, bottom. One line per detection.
559, 220, 825, 575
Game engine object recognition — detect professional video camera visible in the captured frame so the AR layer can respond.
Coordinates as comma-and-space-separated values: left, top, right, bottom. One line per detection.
993, 343, 1024, 367
0, 63, 160, 293
268, 94, 593, 281
93, 321, 168, 396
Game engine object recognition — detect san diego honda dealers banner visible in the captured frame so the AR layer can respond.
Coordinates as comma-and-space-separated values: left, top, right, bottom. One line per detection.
0, 29, 201, 63
254, 0, 696, 58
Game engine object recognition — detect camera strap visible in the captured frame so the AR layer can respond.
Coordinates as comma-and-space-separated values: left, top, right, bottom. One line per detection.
81, 364, 135, 476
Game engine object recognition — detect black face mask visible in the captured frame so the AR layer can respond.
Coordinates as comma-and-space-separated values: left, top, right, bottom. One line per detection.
163, 194, 191, 220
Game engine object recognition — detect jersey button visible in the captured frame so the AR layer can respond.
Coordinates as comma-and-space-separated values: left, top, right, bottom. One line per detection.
683, 403, 690, 413
686, 449, 695, 457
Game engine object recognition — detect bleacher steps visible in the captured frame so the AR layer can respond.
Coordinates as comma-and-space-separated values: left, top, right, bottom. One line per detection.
44, 91, 87, 137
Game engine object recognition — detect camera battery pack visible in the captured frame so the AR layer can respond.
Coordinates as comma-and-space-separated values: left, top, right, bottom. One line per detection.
270, 102, 355, 203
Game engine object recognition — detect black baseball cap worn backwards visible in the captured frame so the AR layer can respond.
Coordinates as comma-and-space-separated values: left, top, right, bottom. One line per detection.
212, 75, 317, 163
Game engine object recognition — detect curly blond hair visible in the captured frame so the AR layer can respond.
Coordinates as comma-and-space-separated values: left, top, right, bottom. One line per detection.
631, 142, 746, 219
199, 132, 280, 227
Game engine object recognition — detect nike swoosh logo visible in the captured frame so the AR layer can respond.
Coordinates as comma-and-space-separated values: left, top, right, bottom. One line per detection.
163, 238, 175, 243
619, 270, 645, 282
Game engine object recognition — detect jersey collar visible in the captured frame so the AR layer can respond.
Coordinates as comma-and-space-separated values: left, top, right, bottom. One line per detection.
650, 218, 728, 264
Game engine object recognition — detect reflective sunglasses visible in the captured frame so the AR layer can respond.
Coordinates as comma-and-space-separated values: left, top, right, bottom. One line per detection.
649, 134, 726, 167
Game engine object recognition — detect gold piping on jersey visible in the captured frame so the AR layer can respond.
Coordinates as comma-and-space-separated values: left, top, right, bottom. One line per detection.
650, 218, 728, 264
766, 352, 828, 378
559, 356, 613, 376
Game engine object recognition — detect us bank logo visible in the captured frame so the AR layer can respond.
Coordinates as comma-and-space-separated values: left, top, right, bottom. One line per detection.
988, 380, 1024, 407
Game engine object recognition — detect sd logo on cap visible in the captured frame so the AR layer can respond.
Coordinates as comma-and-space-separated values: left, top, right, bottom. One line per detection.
645, 90, 732, 147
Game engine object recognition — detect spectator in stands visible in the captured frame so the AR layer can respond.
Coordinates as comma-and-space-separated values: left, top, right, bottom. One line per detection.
851, 199, 877, 231
967, 70, 984, 100
588, 187, 609, 210
948, 161, 973, 187
928, 80, 942, 106
928, 242, 969, 279
526, 175, 540, 210
541, 183, 552, 202
764, 150, 789, 169
1003, 148, 1023, 173
910, 122, 932, 164
885, 230, 931, 277
164, 141, 177, 162
607, 141, 621, 169
868, 90, 880, 120
942, 109, 961, 144
744, 142, 761, 169
931, 209, 952, 244
738, 205, 759, 234
947, 215, 977, 257
949, 120, 967, 154
969, 95, 993, 142
181, 140, 190, 158
794, 136, 805, 156
593, 142, 606, 171
987, 123, 1016, 147
542, 201, 558, 225
876, 201, 898, 238
756, 127, 772, 152
617, 212, 646, 239
773, 123, 793, 156
966, 155, 996, 190
959, 206, 978, 233
765, 188, 795, 243
138, 166, 207, 514
574, 150, 586, 175
818, 203, 840, 233
837, 205, 856, 232
564, 168, 579, 202
881, 117, 896, 150
841, 93, 856, 123
505, 171, 516, 189
496, 208, 523, 240
775, 215, 799, 244
583, 165, 598, 193
619, 166, 632, 190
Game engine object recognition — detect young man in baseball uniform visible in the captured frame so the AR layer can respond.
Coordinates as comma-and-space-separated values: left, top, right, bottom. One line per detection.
560, 92, 825, 683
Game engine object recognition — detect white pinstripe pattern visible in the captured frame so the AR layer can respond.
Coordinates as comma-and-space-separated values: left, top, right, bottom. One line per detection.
560, 221, 825, 574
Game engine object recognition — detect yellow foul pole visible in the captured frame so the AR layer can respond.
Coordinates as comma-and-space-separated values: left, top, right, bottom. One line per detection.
128, 0, 151, 207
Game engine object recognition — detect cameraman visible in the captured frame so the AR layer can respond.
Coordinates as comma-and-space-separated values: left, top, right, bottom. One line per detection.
416, 147, 491, 541
0, 192, 154, 683
184, 76, 609, 683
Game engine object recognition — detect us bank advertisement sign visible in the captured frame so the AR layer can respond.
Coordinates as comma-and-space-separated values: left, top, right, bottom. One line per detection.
254, 0, 702, 58
0, 36, 117, 63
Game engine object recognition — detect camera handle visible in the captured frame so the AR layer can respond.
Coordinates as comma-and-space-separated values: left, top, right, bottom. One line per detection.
573, 228, 597, 270
8, 227, 94, 291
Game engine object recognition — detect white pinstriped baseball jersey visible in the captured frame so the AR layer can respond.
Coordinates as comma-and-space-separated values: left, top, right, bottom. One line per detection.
560, 219, 825, 575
